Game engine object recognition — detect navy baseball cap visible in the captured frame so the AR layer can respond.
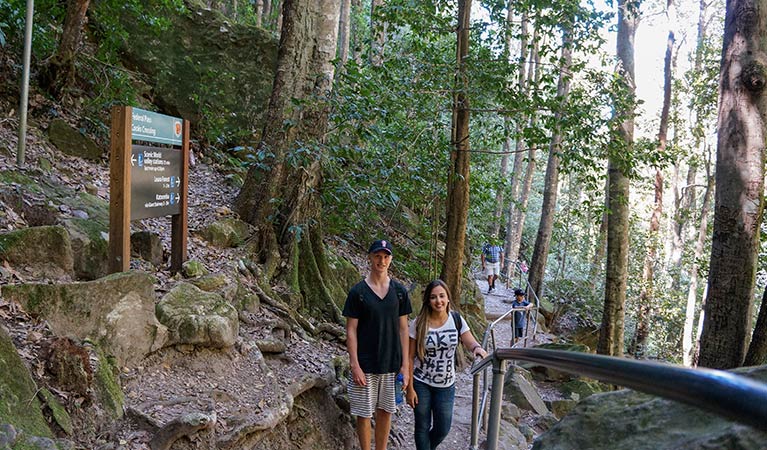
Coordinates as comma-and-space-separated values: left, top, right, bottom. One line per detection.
368, 239, 393, 255
514, 288, 525, 296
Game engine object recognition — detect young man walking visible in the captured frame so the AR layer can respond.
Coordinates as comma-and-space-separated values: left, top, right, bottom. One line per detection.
344, 239, 412, 450
481, 238, 504, 293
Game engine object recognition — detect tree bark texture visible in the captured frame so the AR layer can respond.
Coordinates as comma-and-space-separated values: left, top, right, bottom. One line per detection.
441, 0, 472, 310
528, 25, 573, 303
40, 0, 91, 97
597, 0, 637, 357
699, 0, 767, 369
235, 0, 343, 322
337, 0, 352, 65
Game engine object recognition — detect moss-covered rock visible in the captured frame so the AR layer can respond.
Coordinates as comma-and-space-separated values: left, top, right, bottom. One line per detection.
0, 326, 53, 439
156, 282, 239, 348
198, 218, 251, 248
189, 273, 229, 292
95, 0, 277, 142
0, 226, 74, 279
182, 260, 209, 278
62, 218, 109, 281
93, 352, 124, 420
48, 118, 103, 161
38, 388, 73, 436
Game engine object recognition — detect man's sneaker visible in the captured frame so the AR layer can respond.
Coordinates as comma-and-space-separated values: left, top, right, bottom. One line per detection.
487, 286, 493, 294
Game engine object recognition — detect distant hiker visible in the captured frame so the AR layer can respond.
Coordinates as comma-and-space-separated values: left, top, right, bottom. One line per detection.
510, 288, 533, 341
344, 239, 412, 450
406, 279, 487, 450
481, 238, 504, 293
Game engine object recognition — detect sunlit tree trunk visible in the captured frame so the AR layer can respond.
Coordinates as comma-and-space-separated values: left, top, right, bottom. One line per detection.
630, 0, 674, 358
699, 0, 767, 369
527, 24, 573, 302
589, 178, 609, 287
442, 0, 472, 309
597, 0, 637, 357
337, 0, 352, 65
370, 0, 386, 66
746, 285, 767, 365
40, 0, 90, 97
494, 2, 516, 241
502, 11, 529, 260
235, 0, 342, 322
255, 0, 263, 26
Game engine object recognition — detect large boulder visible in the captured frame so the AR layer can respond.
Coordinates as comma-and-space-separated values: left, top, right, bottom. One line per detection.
156, 282, 239, 348
1, 272, 167, 367
62, 218, 109, 280
95, 0, 277, 142
48, 118, 103, 160
504, 366, 550, 416
0, 225, 74, 279
532, 366, 767, 450
0, 326, 54, 439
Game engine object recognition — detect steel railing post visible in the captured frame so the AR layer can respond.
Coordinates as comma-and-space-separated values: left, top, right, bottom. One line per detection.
485, 357, 507, 450
470, 371, 481, 449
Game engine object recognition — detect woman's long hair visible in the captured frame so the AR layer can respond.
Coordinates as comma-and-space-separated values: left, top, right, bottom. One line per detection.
414, 279, 452, 363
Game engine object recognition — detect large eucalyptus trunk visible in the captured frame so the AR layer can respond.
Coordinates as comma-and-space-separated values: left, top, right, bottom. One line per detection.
527, 25, 573, 302
441, 0, 472, 309
235, 0, 343, 323
699, 0, 767, 369
597, 0, 637, 357
40, 0, 90, 97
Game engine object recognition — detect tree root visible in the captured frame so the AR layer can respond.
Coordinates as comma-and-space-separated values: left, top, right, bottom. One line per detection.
149, 410, 217, 450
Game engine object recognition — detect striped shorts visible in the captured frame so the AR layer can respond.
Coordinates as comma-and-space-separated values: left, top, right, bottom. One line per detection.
348, 372, 397, 417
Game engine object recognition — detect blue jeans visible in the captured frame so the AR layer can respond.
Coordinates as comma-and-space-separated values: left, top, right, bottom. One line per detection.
413, 379, 456, 450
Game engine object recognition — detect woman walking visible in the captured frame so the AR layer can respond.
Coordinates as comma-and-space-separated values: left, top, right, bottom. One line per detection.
406, 279, 488, 450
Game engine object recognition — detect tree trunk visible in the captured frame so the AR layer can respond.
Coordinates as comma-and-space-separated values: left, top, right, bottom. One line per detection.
527, 24, 572, 302
597, 0, 637, 357
507, 34, 540, 274
502, 10, 529, 264
630, 0, 674, 358
699, 0, 767, 369
370, 0, 386, 66
255, 0, 263, 27
745, 285, 767, 365
682, 155, 713, 366
441, 0, 472, 310
337, 0, 352, 65
234, 0, 342, 323
40, 0, 91, 97
589, 178, 609, 286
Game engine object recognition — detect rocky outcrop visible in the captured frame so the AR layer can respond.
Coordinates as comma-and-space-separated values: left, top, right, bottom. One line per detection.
532, 366, 767, 450
504, 366, 550, 416
2, 272, 167, 367
131, 230, 164, 267
62, 218, 109, 280
156, 282, 239, 348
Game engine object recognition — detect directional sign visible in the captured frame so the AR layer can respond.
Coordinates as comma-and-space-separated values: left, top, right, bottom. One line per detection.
131, 107, 183, 146
130, 144, 182, 220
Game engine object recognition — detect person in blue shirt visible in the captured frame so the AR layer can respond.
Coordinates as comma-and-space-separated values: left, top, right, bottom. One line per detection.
510, 288, 533, 340
481, 238, 504, 293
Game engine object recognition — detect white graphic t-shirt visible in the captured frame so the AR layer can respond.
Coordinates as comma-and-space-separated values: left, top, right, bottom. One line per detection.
409, 314, 470, 388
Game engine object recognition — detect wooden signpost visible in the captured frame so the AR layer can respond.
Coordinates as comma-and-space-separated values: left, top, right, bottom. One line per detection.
109, 106, 190, 273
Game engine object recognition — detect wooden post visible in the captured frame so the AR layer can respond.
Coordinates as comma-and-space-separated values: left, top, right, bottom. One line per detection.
109, 106, 132, 273
170, 119, 190, 272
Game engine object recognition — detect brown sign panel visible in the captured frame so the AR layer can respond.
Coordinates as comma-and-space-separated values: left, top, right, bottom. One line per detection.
130, 145, 183, 220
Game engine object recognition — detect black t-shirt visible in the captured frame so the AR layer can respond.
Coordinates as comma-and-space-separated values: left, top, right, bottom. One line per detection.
343, 279, 413, 374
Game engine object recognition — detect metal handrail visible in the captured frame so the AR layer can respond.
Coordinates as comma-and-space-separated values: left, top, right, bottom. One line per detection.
469, 348, 767, 450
